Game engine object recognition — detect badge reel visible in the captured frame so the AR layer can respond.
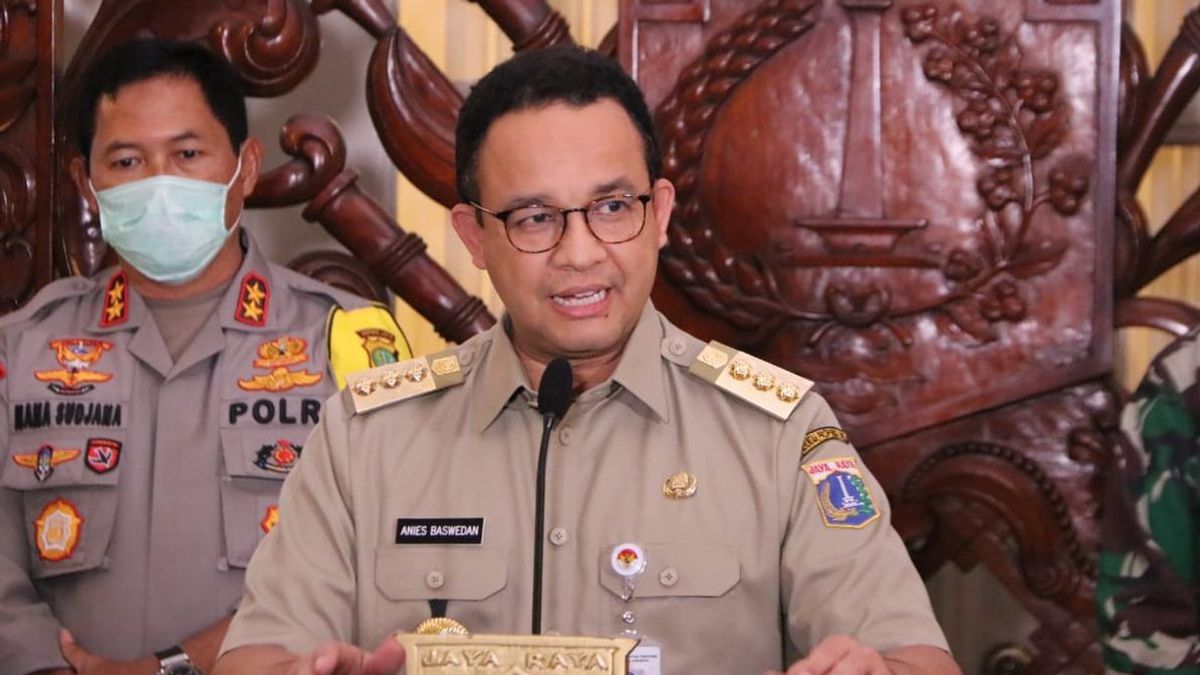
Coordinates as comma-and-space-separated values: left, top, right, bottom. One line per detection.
610, 543, 662, 675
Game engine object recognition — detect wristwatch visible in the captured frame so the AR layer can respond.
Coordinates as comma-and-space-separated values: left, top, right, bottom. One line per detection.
154, 645, 201, 675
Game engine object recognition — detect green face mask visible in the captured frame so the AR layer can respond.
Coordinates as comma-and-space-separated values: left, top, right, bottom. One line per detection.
92, 158, 243, 284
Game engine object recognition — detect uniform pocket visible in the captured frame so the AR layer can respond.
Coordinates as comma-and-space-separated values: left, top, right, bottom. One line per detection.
217, 428, 308, 568
375, 547, 509, 601
597, 542, 740, 599
2, 433, 125, 579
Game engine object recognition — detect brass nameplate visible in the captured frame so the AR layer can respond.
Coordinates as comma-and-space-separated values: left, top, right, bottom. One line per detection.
393, 633, 639, 674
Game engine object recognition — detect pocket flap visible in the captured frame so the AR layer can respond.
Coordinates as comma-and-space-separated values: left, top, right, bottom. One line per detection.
219, 428, 307, 480
375, 547, 508, 601
598, 543, 740, 599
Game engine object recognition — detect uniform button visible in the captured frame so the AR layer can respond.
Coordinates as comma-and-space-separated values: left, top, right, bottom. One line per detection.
558, 425, 574, 444
425, 570, 445, 589
459, 348, 475, 366
668, 338, 687, 356
549, 527, 569, 546
659, 567, 679, 587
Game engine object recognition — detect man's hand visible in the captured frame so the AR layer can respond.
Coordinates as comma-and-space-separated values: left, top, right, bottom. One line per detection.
58, 629, 158, 675
767, 636, 962, 675
290, 639, 406, 675
769, 635, 889, 675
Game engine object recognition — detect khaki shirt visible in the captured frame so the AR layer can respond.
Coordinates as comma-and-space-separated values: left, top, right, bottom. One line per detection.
222, 304, 948, 673
0, 238, 408, 673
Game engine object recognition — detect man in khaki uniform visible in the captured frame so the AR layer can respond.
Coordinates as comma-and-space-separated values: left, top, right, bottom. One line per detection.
215, 46, 958, 675
0, 40, 408, 675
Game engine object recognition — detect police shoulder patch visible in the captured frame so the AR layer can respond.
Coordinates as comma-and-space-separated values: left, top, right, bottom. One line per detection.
343, 347, 466, 415
687, 340, 812, 421
326, 305, 413, 390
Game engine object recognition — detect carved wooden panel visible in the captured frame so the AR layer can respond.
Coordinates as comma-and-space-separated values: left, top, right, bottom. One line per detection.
0, 0, 46, 315
633, 0, 1119, 447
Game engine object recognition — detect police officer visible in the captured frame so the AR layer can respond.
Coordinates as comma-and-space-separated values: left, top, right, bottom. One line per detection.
0, 39, 409, 675
214, 46, 958, 675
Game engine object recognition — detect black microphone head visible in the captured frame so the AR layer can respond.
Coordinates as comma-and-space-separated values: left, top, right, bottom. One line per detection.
537, 358, 573, 420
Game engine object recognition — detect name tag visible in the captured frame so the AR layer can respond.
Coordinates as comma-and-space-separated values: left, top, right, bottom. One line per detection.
395, 518, 485, 545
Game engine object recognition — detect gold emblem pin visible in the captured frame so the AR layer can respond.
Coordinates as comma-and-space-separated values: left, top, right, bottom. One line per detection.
662, 471, 698, 499
752, 371, 776, 392
776, 382, 800, 403
405, 365, 429, 383
415, 617, 471, 637
352, 379, 376, 396
430, 356, 460, 376
729, 360, 752, 381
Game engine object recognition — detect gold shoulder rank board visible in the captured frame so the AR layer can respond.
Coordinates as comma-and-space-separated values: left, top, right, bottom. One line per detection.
688, 341, 812, 420
344, 347, 464, 415
327, 305, 413, 389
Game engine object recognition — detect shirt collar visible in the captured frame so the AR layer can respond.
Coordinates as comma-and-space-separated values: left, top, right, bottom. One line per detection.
88, 231, 276, 334
467, 302, 670, 433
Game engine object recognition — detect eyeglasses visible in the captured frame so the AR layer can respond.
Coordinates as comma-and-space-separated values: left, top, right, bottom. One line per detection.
472, 192, 652, 254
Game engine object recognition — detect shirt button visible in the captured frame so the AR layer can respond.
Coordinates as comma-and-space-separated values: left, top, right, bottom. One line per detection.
459, 348, 475, 366
668, 338, 687, 356
549, 527, 569, 546
425, 570, 445, 589
659, 567, 679, 587
558, 425, 574, 444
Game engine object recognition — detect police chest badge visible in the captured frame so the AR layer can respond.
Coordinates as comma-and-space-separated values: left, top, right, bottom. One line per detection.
35, 498, 83, 562
255, 439, 301, 473
34, 339, 115, 395
12, 445, 81, 482
85, 438, 121, 474
802, 457, 880, 528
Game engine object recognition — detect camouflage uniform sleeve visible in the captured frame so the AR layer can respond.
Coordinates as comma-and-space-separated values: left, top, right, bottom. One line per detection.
0, 331, 69, 673
1097, 335, 1200, 673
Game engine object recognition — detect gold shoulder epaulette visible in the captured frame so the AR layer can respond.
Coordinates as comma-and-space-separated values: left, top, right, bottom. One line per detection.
342, 347, 465, 415
687, 341, 813, 421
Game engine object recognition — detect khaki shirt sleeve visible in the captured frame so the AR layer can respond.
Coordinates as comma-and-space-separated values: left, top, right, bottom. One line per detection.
220, 391, 358, 656
779, 394, 949, 655
0, 342, 69, 674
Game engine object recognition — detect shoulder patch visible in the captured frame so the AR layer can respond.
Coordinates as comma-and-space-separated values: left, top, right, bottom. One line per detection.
802, 456, 880, 529
327, 305, 413, 389
343, 347, 465, 415
688, 341, 812, 420
802, 426, 849, 458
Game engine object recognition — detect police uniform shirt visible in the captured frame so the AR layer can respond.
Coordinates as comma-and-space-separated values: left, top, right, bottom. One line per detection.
221, 302, 949, 674
0, 237, 410, 674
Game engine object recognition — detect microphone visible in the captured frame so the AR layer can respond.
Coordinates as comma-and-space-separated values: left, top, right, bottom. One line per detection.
537, 358, 573, 421
532, 358, 572, 634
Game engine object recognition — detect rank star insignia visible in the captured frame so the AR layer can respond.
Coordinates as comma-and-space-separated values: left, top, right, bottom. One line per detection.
34, 338, 115, 395
85, 438, 121, 474
99, 271, 128, 327
235, 273, 270, 327
802, 457, 880, 529
12, 445, 81, 482
254, 439, 301, 473
35, 498, 83, 562
260, 505, 280, 534
357, 328, 401, 367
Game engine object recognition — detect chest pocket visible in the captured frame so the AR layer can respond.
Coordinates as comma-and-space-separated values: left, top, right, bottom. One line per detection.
597, 543, 740, 599
218, 427, 309, 568
2, 432, 125, 579
375, 547, 509, 601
